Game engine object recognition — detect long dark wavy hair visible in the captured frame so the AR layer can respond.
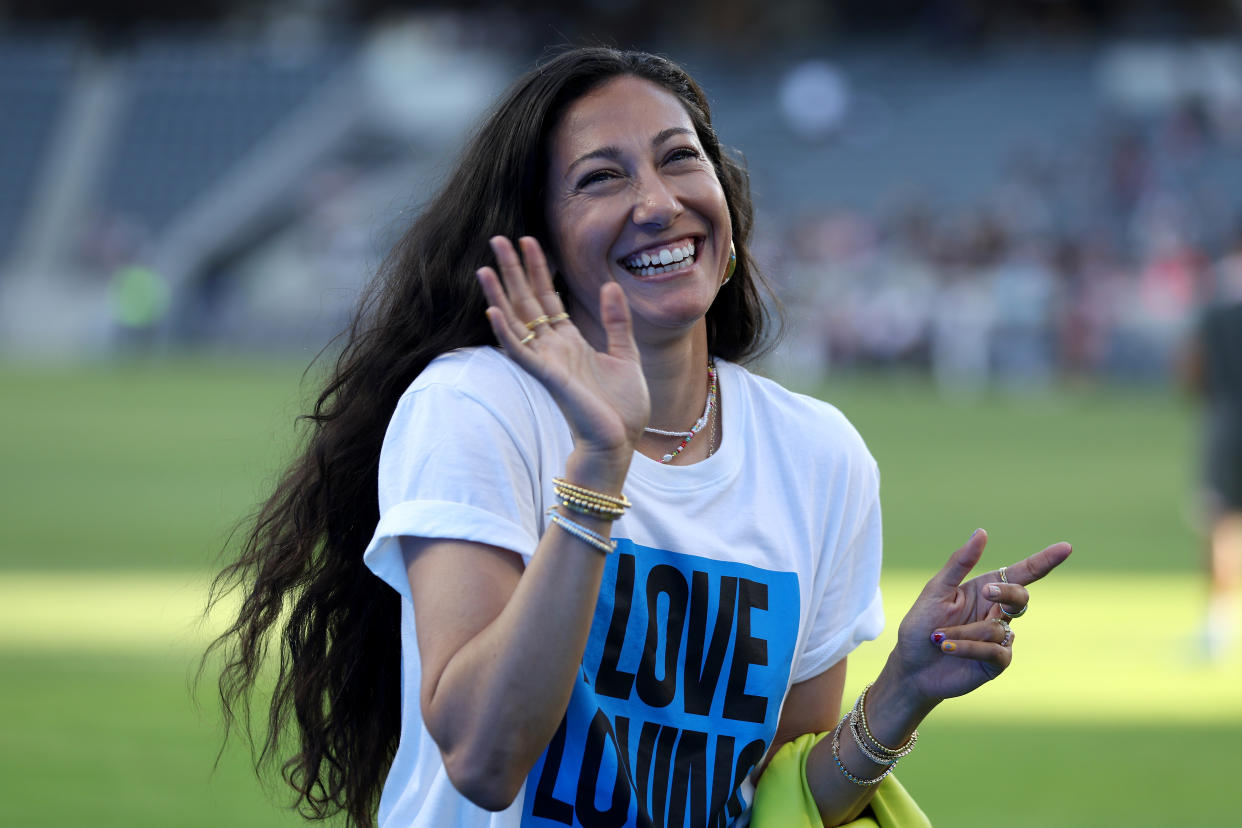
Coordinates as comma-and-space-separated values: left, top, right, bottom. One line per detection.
204, 46, 778, 827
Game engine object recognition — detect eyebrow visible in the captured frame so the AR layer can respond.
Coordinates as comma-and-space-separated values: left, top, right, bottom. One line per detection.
566, 127, 695, 177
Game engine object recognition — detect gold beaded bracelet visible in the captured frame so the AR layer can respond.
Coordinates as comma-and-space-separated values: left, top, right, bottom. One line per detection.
854, 683, 919, 760
552, 478, 631, 519
555, 491, 626, 521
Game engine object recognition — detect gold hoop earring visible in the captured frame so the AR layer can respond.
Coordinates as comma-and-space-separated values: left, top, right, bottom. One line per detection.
723, 242, 737, 285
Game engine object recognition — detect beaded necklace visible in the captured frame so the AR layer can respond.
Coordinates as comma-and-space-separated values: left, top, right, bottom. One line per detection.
708, 385, 718, 457
645, 362, 717, 463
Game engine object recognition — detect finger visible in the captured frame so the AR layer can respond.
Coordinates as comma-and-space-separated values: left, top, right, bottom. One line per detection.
983, 582, 1030, 616
484, 307, 533, 361
1000, 541, 1072, 587
935, 637, 1013, 673
932, 617, 1015, 646
518, 236, 567, 317
476, 267, 529, 343
489, 236, 543, 320
929, 528, 988, 591
481, 299, 540, 366
598, 282, 640, 363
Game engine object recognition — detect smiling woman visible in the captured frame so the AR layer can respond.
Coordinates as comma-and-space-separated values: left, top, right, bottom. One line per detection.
543, 76, 732, 353
206, 47, 1071, 828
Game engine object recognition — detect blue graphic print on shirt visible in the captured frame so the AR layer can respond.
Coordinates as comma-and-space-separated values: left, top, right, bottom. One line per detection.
522, 539, 800, 828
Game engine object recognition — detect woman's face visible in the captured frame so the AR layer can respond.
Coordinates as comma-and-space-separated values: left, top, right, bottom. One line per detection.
544, 75, 732, 349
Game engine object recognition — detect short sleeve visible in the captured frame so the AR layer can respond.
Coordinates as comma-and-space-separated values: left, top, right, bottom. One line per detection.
362, 378, 543, 603
790, 465, 885, 684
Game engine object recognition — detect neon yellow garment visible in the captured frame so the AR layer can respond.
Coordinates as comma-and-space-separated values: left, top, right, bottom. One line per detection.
751, 732, 931, 828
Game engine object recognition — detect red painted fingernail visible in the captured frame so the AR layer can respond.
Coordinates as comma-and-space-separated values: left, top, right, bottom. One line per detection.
941, 641, 957, 653
931, 632, 946, 644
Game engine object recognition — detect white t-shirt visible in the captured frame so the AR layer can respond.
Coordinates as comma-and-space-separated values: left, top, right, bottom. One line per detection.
363, 346, 885, 828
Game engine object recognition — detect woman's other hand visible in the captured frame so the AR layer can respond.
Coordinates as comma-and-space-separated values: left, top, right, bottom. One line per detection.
884, 529, 1072, 708
477, 235, 650, 466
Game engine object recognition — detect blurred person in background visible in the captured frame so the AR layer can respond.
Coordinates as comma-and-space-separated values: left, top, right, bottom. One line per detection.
206, 48, 1070, 828
1184, 229, 1242, 660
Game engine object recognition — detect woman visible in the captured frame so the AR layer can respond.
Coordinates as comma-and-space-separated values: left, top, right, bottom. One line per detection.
208, 48, 1070, 828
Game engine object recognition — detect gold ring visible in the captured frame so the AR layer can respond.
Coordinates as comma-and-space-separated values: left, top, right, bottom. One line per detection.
524, 315, 551, 331
998, 566, 1008, 584
519, 332, 535, 345
547, 312, 570, 324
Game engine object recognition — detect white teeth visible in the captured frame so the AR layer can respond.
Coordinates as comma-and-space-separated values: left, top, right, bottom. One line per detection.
621, 240, 699, 273
630, 253, 695, 277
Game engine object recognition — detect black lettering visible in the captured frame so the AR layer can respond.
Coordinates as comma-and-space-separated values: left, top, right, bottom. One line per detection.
683, 573, 737, 716
723, 578, 769, 723
531, 715, 574, 824
633, 720, 662, 826
708, 734, 736, 828
649, 726, 679, 828
724, 738, 768, 819
612, 715, 633, 790
596, 553, 637, 699
576, 709, 630, 828
665, 729, 707, 828
637, 564, 689, 708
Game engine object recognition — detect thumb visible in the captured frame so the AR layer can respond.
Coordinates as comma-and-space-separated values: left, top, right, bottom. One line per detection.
929, 528, 988, 592
599, 282, 640, 363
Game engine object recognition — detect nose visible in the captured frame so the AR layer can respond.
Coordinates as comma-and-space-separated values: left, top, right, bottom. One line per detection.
631, 170, 682, 228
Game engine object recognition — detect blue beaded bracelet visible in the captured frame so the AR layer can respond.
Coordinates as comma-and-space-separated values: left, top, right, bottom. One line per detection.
547, 511, 615, 556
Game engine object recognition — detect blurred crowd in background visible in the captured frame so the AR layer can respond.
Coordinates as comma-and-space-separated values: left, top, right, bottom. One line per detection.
2, 0, 1242, 392
768, 101, 1242, 390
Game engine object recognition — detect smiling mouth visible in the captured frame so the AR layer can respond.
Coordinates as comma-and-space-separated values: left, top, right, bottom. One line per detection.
619, 237, 700, 277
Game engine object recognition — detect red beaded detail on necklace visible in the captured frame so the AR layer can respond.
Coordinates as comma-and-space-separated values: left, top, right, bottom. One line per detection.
657, 362, 717, 464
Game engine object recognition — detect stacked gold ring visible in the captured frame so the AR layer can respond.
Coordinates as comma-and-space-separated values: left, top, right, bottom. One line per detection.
519, 312, 569, 346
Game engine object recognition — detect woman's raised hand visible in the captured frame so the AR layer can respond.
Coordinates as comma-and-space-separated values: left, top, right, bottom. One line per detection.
477, 236, 650, 463
885, 529, 1072, 706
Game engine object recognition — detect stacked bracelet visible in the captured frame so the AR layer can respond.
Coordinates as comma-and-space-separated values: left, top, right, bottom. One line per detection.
552, 477, 630, 521
831, 714, 895, 787
847, 715, 897, 766
854, 683, 918, 760
547, 511, 616, 556
830, 683, 921, 787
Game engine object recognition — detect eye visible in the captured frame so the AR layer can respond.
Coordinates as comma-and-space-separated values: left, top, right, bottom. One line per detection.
577, 168, 620, 188
664, 146, 702, 164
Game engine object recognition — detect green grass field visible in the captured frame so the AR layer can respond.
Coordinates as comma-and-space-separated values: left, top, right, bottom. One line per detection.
1, 359, 1238, 826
